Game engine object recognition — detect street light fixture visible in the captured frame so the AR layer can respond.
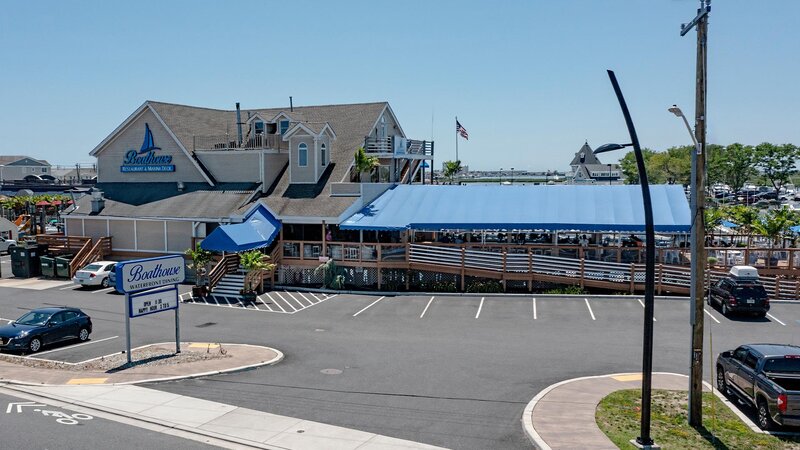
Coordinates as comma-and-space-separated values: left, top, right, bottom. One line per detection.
499, 167, 503, 185
595, 70, 657, 449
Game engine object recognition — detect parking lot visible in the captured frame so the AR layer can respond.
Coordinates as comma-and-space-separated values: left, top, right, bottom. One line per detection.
3, 266, 800, 448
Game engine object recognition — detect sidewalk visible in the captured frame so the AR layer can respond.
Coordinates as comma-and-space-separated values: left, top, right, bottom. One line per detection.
2, 383, 444, 450
522, 373, 711, 449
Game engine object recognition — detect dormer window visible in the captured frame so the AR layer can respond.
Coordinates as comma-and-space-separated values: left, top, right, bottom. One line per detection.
254, 121, 265, 135
280, 120, 290, 135
298, 143, 308, 166
320, 143, 327, 166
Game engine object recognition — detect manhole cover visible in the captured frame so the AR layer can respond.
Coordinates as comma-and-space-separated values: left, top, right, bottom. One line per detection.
320, 368, 342, 375
195, 322, 217, 328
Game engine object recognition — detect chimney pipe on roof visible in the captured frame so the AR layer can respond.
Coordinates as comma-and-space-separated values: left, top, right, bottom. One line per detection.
90, 188, 105, 214
235, 102, 243, 146
289, 96, 293, 112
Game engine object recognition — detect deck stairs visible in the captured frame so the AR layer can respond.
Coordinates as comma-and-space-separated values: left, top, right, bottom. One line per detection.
210, 271, 245, 301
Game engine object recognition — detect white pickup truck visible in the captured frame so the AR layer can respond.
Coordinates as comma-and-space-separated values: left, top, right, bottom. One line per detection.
0, 237, 17, 253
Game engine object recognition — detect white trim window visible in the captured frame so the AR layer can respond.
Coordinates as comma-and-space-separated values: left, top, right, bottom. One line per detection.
320, 143, 327, 166
298, 143, 308, 167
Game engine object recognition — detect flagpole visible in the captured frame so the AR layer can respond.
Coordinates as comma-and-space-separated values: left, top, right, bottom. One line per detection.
455, 116, 459, 162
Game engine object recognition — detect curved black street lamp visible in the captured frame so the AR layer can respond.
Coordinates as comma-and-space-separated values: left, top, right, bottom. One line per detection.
595, 70, 656, 448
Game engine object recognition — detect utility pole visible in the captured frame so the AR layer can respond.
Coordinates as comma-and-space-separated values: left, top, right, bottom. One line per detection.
681, 0, 710, 427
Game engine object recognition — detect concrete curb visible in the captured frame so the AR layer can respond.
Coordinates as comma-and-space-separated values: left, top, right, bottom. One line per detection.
520, 371, 763, 450
0, 342, 284, 387
274, 285, 692, 301
0, 384, 276, 450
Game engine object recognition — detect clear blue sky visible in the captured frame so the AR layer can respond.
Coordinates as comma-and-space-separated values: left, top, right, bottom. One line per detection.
1, 0, 798, 171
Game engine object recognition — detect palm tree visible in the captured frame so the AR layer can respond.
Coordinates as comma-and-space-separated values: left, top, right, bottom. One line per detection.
443, 160, 462, 184
726, 205, 760, 247
753, 207, 795, 248
354, 147, 379, 182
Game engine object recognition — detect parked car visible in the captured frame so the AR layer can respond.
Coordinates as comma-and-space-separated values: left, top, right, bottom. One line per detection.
717, 343, 800, 430
0, 307, 92, 353
72, 260, 117, 288
0, 237, 17, 253
708, 265, 770, 317
107, 263, 122, 293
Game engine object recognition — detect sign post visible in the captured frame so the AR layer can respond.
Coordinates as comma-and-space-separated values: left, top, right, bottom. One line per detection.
115, 255, 186, 364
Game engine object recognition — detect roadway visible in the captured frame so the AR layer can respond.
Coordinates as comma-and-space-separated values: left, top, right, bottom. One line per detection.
1, 271, 800, 449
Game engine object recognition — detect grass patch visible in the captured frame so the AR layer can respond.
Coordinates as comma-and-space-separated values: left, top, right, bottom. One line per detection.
596, 389, 800, 449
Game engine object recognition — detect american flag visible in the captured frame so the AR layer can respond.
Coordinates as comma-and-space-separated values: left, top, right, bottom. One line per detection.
456, 120, 469, 140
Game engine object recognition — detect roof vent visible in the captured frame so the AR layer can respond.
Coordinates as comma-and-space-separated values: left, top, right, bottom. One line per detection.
90, 188, 105, 214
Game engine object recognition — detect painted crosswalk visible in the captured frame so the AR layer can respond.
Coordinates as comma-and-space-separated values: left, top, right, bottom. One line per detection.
182, 290, 337, 314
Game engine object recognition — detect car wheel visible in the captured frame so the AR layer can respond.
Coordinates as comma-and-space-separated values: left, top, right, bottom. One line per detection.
28, 337, 42, 353
721, 302, 729, 317
757, 311, 767, 318
758, 398, 775, 431
101, 277, 109, 288
78, 328, 90, 342
716, 368, 728, 393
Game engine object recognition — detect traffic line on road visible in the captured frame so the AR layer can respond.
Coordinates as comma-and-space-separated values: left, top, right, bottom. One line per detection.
767, 313, 786, 326
704, 308, 721, 324
0, 317, 13, 323
475, 297, 484, 319
420, 296, 434, 318
32, 336, 119, 357
584, 298, 596, 320
637, 298, 657, 321
266, 292, 289, 313
532, 298, 537, 320
92, 287, 115, 295
59, 284, 80, 291
353, 296, 385, 317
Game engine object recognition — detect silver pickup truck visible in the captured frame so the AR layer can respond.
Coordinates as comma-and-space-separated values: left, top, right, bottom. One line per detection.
717, 343, 800, 430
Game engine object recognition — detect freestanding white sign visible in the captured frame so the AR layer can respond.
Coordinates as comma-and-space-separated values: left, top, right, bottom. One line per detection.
116, 255, 185, 294
115, 255, 185, 363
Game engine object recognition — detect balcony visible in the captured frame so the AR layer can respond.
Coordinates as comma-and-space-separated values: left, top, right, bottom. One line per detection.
193, 133, 288, 152
364, 137, 433, 158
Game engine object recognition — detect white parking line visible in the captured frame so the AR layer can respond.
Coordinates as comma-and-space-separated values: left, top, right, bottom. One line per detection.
297, 292, 317, 306
704, 308, 721, 324
266, 292, 289, 313
420, 296, 434, 318
584, 298, 596, 321
0, 317, 13, 323
92, 287, 115, 295
637, 298, 657, 321
767, 313, 786, 326
326, 294, 338, 300
59, 284, 80, 291
532, 298, 537, 320
475, 297, 484, 319
32, 335, 119, 356
353, 296, 385, 317
282, 291, 306, 309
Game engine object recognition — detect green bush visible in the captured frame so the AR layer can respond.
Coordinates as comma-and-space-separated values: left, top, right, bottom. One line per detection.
466, 279, 503, 293
542, 285, 587, 295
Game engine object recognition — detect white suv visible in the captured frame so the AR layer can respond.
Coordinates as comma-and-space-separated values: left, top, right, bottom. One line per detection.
0, 237, 17, 254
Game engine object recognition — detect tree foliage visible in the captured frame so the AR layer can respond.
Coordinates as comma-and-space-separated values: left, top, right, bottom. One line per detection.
353, 147, 379, 182
442, 160, 463, 184
753, 142, 800, 192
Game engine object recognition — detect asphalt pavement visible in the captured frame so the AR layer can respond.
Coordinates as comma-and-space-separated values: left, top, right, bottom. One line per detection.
2, 278, 800, 449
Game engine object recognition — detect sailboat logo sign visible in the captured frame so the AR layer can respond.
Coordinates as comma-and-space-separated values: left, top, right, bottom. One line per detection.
120, 124, 175, 172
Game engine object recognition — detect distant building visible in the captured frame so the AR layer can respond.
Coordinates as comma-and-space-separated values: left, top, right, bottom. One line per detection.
568, 142, 621, 184
0, 155, 51, 182
50, 164, 97, 184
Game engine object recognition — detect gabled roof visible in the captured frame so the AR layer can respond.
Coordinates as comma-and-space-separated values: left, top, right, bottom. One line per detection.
282, 122, 336, 140
569, 142, 602, 166
0, 155, 49, 166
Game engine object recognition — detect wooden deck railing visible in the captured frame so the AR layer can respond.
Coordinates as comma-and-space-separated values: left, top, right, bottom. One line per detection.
36, 235, 91, 253
69, 240, 95, 278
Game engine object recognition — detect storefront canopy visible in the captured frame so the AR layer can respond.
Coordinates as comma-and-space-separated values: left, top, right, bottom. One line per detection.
201, 205, 281, 252
340, 184, 692, 233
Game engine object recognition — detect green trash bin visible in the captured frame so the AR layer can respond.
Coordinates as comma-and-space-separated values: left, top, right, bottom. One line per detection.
55, 254, 74, 279
40, 256, 55, 278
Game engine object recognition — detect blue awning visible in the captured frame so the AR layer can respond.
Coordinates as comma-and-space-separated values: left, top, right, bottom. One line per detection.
721, 220, 738, 228
201, 205, 281, 252
341, 184, 691, 233
791, 225, 800, 233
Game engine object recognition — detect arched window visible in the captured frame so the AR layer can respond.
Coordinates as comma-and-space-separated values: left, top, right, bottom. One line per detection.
298, 143, 308, 166
320, 143, 327, 166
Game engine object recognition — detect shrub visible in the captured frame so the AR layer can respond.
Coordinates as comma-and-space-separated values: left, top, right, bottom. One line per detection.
542, 285, 587, 295
466, 279, 503, 293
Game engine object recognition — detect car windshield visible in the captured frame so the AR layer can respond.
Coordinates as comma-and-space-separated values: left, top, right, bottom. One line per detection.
764, 358, 800, 374
15, 311, 52, 326
734, 285, 767, 297
83, 264, 103, 271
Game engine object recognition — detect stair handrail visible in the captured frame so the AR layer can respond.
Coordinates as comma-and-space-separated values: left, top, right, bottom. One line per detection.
208, 254, 240, 290
69, 239, 95, 278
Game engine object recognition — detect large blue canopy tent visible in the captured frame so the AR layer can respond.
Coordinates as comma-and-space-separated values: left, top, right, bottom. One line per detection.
341, 184, 691, 233
201, 205, 281, 252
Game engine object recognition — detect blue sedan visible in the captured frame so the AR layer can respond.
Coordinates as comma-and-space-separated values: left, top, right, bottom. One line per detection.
0, 307, 92, 353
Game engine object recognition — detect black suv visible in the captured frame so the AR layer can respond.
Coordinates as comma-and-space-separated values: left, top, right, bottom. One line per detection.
708, 277, 770, 317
